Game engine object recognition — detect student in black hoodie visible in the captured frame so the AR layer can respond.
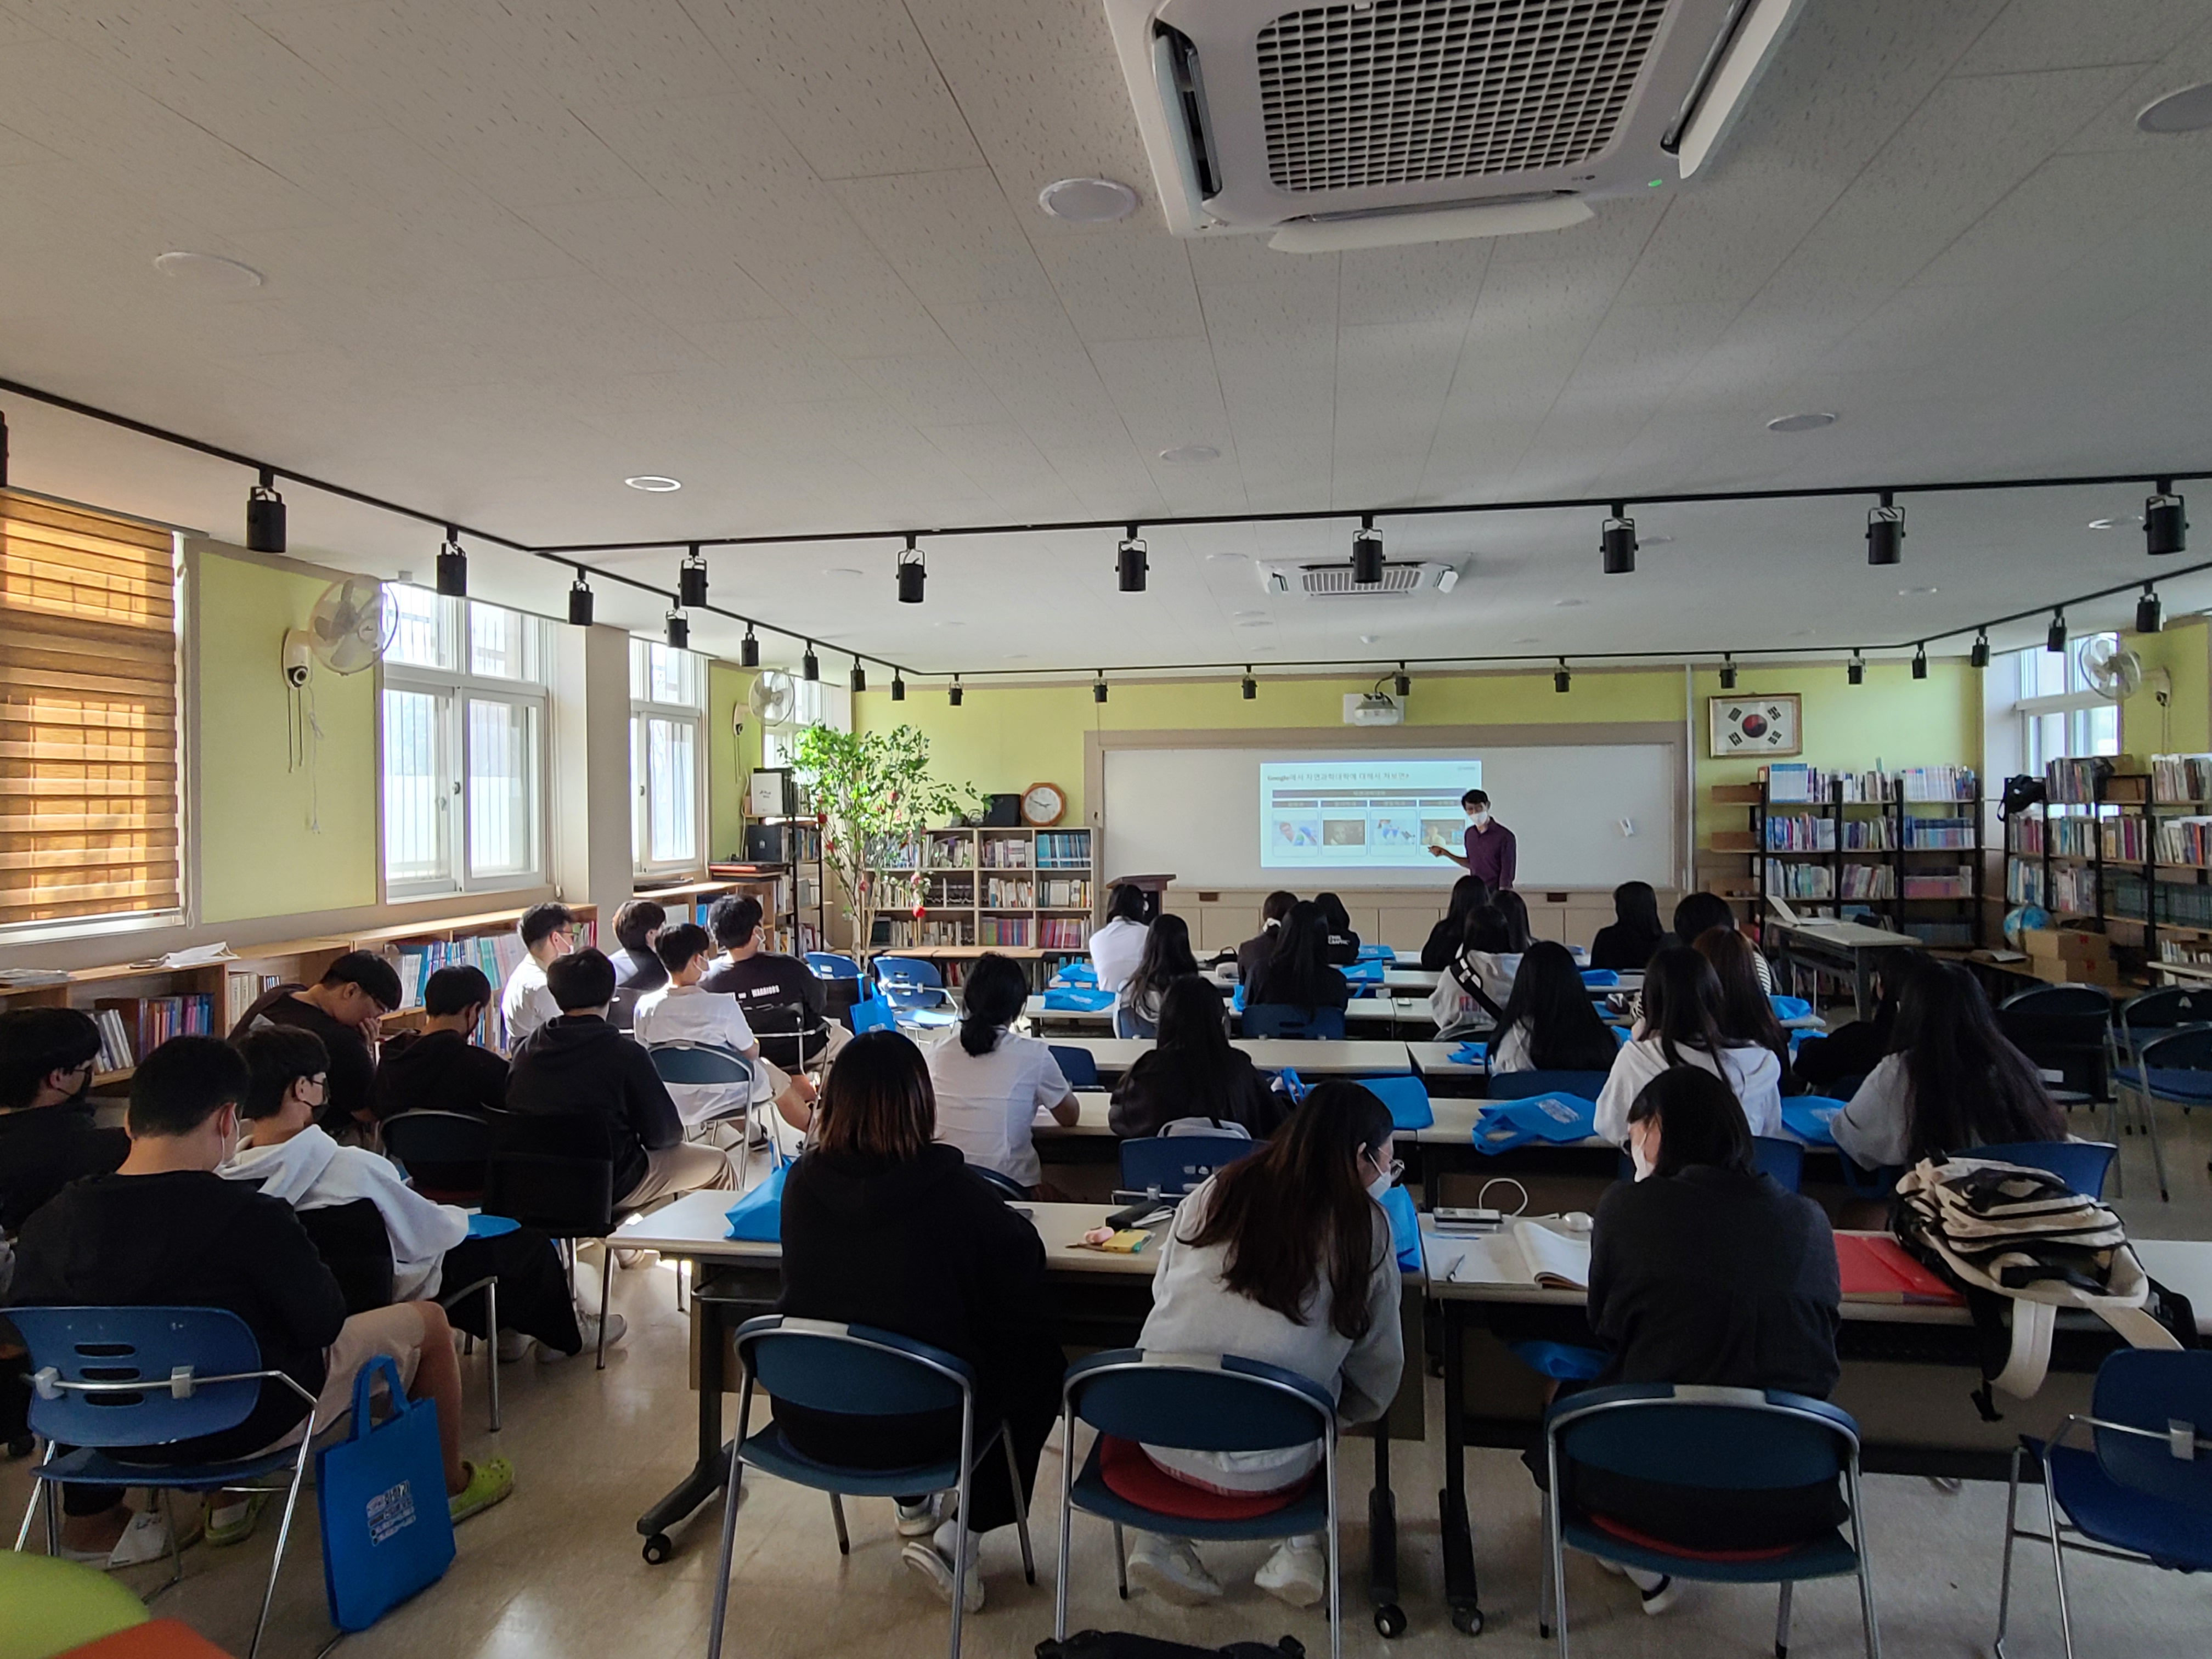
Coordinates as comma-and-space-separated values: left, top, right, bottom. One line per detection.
1314, 891, 1362, 966
505, 949, 735, 1207
0, 1007, 127, 1232
373, 966, 509, 1121
233, 951, 400, 1141
778, 1030, 1062, 1614
10, 1037, 510, 1560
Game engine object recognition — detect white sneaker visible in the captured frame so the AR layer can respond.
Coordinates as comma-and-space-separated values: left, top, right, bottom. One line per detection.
495, 1330, 532, 1364
901, 1537, 984, 1612
538, 1312, 628, 1362
894, 1496, 941, 1537
1255, 1535, 1328, 1609
1126, 1534, 1223, 1605
1637, 1573, 1678, 1615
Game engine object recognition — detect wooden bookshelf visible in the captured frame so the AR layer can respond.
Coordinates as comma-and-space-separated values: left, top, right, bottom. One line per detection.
865, 826, 1094, 967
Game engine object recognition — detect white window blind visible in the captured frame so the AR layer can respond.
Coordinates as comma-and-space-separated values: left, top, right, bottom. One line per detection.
0, 492, 180, 929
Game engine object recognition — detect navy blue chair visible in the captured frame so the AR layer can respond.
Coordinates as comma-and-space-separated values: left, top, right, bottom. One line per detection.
1539, 1384, 1879, 1659
1609, 1137, 1804, 1193
1049, 1044, 1102, 1090
1056, 1349, 1344, 1659
706, 1316, 1034, 1659
2117, 1025, 2212, 1202
10, 1307, 320, 1659
381, 1108, 492, 1205
1113, 1003, 1155, 1040
1242, 1003, 1346, 1040
1999, 984, 2113, 1109
970, 1165, 1030, 1201
1119, 1134, 1260, 1197
650, 1042, 768, 1190
1976, 1139, 2118, 1198
1488, 1069, 1613, 1102
1996, 1350, 2212, 1659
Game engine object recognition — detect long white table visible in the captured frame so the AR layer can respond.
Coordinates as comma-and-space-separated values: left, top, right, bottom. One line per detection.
1025, 992, 1438, 1033
1047, 1036, 1413, 1078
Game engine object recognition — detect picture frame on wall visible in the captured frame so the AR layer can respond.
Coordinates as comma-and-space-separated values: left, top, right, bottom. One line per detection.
1708, 692, 1802, 758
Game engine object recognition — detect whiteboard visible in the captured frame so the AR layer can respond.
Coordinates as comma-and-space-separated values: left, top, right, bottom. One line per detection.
1102, 744, 1678, 890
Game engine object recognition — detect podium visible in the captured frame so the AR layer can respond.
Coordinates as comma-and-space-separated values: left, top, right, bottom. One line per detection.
1104, 872, 1175, 922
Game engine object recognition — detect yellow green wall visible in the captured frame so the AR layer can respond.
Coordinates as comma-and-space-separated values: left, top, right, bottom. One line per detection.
2119, 618, 2211, 758
195, 550, 378, 923
707, 661, 761, 861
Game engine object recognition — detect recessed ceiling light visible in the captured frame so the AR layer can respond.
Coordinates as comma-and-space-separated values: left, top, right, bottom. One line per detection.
1231, 608, 1265, 619
1766, 411, 1837, 433
1159, 444, 1220, 464
1788, 629, 1812, 638
2138, 81, 2212, 134
1640, 533, 1673, 546
823, 567, 864, 578
1205, 551, 1248, 563
1898, 585, 1939, 596
2088, 515, 2141, 531
1510, 636, 1541, 645
933, 619, 964, 629
1235, 618, 1274, 629
1553, 598, 1587, 608
152, 250, 263, 290
624, 475, 682, 492
1358, 634, 1381, 645
1037, 177, 1140, 223
1006, 652, 1031, 661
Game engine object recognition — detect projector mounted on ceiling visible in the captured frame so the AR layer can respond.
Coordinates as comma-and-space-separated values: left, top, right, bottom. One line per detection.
1262, 558, 1458, 598
1104, 0, 1807, 251
1344, 692, 1405, 726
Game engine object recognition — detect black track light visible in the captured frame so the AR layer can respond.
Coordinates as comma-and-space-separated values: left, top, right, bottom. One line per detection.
2047, 610, 2067, 654
1394, 663, 1410, 698
436, 526, 467, 598
2147, 479, 2188, 556
1912, 643, 1928, 680
891, 669, 906, 703
1866, 490, 1904, 566
246, 466, 286, 553
740, 624, 759, 669
1971, 629, 1990, 669
1600, 503, 1637, 574
2138, 584, 2165, 635
1242, 668, 1256, 700
802, 641, 820, 681
1719, 654, 1737, 691
567, 568, 593, 627
896, 534, 926, 604
1093, 674, 1109, 704
850, 659, 867, 694
678, 543, 708, 609
1117, 526, 1148, 593
1847, 651, 1865, 686
1554, 658, 1571, 694
1351, 515, 1384, 586
949, 675, 963, 708
664, 608, 688, 650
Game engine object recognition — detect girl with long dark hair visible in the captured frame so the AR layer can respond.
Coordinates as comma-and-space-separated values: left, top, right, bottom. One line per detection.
1125, 1081, 1404, 1609
1594, 946, 1782, 1142
1491, 941, 1621, 1073
1691, 925, 1793, 1084
1116, 911, 1206, 1037
1247, 900, 1351, 1015
1110, 975, 1285, 1138
924, 952, 1076, 1190
1314, 891, 1361, 965
1420, 874, 1492, 970
1493, 888, 1535, 954
1589, 881, 1669, 971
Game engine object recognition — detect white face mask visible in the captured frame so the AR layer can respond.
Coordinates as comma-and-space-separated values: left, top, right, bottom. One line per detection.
1629, 1124, 1656, 1181
1365, 1169, 1395, 1202
1467, 809, 1491, 829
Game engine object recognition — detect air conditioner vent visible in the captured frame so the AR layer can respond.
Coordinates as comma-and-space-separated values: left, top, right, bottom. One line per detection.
1256, 0, 1672, 192
1297, 559, 1431, 597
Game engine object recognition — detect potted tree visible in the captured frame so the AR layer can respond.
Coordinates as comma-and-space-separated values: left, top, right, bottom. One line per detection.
790, 722, 974, 965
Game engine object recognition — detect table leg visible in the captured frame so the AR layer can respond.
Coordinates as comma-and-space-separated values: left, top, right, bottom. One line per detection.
1438, 1299, 1483, 1635
637, 1274, 732, 1562
1367, 1426, 1404, 1638
1853, 951, 1875, 1022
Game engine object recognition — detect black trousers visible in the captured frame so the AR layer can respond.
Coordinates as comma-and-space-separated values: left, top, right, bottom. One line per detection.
775, 1329, 1064, 1536
439, 1228, 582, 1355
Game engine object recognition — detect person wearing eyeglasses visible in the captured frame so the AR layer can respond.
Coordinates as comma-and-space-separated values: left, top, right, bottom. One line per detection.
0, 1007, 128, 1234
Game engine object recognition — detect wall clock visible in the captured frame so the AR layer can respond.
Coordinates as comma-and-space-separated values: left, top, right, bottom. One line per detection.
1708, 693, 1801, 758
1020, 781, 1066, 826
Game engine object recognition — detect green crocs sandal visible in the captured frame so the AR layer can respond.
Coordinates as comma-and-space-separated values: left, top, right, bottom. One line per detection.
205, 1491, 270, 1548
449, 1457, 515, 1525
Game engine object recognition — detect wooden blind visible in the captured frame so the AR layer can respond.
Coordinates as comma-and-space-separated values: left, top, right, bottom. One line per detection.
0, 491, 180, 927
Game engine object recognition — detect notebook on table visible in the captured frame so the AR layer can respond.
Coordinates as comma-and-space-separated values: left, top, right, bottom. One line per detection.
1834, 1234, 1960, 1304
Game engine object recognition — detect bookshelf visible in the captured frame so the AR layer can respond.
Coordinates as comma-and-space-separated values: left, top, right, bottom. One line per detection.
1702, 783, 1765, 929
2007, 754, 2212, 972
864, 826, 1094, 983
1756, 764, 1982, 946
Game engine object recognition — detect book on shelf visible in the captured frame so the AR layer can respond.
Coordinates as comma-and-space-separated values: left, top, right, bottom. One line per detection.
1040, 917, 1091, 950
1036, 831, 1092, 868
1764, 814, 1837, 853
2045, 755, 2145, 804
98, 992, 216, 1056
979, 836, 1033, 869
2154, 817, 2212, 868
2151, 753, 2212, 803
979, 916, 1032, 947
1038, 877, 1091, 908
91, 1006, 134, 1074
1898, 765, 1978, 803
1766, 765, 1896, 804
1901, 816, 1974, 849
1900, 867, 1973, 899
983, 877, 1035, 909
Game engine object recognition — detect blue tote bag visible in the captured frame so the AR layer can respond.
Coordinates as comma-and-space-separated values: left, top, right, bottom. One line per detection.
725, 1162, 789, 1242
318, 1355, 455, 1631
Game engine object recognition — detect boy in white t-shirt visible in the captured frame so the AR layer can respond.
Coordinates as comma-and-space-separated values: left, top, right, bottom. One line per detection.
634, 924, 816, 1134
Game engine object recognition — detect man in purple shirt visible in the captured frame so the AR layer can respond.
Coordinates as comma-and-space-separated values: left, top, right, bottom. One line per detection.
1429, 787, 1516, 889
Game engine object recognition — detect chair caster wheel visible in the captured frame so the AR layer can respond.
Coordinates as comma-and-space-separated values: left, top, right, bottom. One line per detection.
641, 1533, 674, 1565
1451, 1604, 1485, 1635
1374, 1604, 1407, 1638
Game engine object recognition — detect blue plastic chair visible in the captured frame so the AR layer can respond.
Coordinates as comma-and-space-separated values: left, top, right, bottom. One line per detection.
1488, 1069, 1613, 1102
969, 1165, 1030, 1201
874, 955, 945, 989
1996, 1350, 2212, 1659
1055, 1350, 1345, 1659
10, 1307, 321, 1659
1119, 1134, 1261, 1197
648, 1043, 767, 1187
1049, 1044, 1102, 1090
1976, 1139, 2118, 1198
1539, 1384, 1879, 1659
806, 951, 863, 981
1113, 1003, 1155, 1039
1242, 1003, 1347, 1040
2115, 1025, 2212, 1203
706, 1316, 1035, 1659
1607, 1137, 1804, 1192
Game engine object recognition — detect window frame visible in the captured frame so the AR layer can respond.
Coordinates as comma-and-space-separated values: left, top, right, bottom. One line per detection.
629, 639, 707, 879
2008, 635, 2121, 777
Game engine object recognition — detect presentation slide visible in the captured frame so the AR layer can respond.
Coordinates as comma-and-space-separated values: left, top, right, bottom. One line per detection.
1258, 759, 1479, 871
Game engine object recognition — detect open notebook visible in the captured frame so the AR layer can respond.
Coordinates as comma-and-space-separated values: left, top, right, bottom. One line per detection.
1430, 1220, 1592, 1289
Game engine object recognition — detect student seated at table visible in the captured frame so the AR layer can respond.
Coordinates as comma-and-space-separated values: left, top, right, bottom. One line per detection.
500, 901, 577, 1050
1830, 960, 2064, 1170
1125, 1080, 1404, 1610
1429, 906, 1516, 1038
1110, 977, 1287, 1139
225, 1028, 602, 1361
777, 1030, 1064, 1612
633, 922, 770, 1133
1792, 949, 1912, 1091
699, 895, 842, 1071
1116, 912, 1210, 1038
1246, 901, 1350, 1017
1691, 926, 1795, 1088
1314, 891, 1361, 966
506, 949, 736, 1207
1236, 890, 1299, 984
1672, 892, 1771, 991
1528, 1066, 1841, 1606
1419, 875, 1491, 972
606, 898, 669, 996
1588, 881, 1671, 972
1493, 888, 1535, 954
0, 1008, 127, 1234
233, 951, 400, 1144
11, 1037, 512, 1562
1595, 947, 1782, 1143
1489, 943, 1621, 1075
373, 966, 509, 1121
926, 953, 1077, 1194
1089, 882, 1152, 996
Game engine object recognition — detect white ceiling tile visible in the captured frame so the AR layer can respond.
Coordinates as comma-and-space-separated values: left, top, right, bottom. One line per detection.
1030, 230, 1203, 342
515, 196, 788, 326
829, 168, 1058, 308
1953, 0, 2209, 76
848, 354, 1008, 426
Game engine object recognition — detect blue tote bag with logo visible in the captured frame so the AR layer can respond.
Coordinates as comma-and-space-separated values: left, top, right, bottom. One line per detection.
317, 1355, 455, 1630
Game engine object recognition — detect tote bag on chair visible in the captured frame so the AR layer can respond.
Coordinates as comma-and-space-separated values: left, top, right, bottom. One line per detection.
317, 1355, 456, 1630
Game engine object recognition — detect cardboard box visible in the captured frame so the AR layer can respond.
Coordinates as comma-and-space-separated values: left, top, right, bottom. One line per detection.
2024, 928, 2111, 963
2028, 953, 2120, 988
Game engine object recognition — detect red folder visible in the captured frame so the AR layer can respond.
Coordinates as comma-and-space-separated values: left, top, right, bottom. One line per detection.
1834, 1234, 1962, 1304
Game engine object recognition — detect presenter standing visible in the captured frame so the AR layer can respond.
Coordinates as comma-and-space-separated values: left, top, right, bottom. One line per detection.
1430, 788, 1516, 890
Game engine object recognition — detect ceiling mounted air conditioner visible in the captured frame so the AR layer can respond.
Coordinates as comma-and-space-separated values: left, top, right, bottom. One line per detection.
1105, 0, 1807, 251
1261, 558, 1457, 598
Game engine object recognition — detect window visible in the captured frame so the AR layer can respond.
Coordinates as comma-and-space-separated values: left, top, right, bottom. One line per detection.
2010, 636, 2121, 776
0, 493, 180, 932
760, 677, 853, 767
631, 639, 704, 874
380, 587, 551, 896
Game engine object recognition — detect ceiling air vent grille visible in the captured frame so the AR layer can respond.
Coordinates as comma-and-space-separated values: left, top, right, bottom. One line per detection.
1255, 0, 1672, 192
1300, 560, 1430, 597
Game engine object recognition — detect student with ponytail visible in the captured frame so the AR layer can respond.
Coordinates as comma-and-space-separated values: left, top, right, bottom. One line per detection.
925, 952, 1077, 1192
